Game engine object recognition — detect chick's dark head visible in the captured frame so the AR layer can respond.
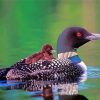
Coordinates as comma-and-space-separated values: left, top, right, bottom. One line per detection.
42, 44, 53, 54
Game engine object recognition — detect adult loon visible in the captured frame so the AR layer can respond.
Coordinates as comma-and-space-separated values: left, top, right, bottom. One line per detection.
0, 26, 100, 83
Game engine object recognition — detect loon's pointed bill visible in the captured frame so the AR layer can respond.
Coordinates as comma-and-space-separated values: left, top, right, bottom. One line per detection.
86, 33, 100, 40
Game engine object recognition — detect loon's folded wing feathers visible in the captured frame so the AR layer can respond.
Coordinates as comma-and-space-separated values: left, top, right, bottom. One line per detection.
6, 58, 84, 82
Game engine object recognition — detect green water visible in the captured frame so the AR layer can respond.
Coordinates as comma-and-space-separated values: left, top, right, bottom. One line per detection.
0, 0, 100, 100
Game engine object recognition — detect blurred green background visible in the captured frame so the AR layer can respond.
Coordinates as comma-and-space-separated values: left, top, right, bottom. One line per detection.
0, 0, 100, 67
0, 0, 100, 100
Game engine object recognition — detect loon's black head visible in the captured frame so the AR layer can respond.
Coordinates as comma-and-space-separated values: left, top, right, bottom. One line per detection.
57, 27, 100, 54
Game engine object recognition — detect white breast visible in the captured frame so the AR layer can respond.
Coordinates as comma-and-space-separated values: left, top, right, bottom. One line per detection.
77, 61, 87, 82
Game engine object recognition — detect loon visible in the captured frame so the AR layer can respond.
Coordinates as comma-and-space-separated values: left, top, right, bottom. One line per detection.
0, 26, 100, 83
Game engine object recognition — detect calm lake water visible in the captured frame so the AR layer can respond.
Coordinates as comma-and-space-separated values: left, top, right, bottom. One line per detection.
0, 66, 100, 100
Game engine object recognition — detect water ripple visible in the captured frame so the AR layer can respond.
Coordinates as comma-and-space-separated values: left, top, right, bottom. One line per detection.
87, 66, 100, 78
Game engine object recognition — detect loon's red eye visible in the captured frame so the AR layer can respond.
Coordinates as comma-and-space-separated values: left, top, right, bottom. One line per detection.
76, 32, 82, 38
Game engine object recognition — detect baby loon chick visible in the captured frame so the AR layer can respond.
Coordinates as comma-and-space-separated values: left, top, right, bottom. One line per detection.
25, 44, 55, 64
1, 26, 100, 82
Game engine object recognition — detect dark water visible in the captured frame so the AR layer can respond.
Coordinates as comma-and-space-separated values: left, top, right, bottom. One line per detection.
0, 66, 100, 100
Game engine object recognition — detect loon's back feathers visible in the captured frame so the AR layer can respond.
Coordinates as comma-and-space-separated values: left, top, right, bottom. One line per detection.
6, 58, 84, 83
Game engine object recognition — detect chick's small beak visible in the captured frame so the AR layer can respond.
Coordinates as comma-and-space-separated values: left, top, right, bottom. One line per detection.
86, 33, 100, 40
51, 50, 56, 53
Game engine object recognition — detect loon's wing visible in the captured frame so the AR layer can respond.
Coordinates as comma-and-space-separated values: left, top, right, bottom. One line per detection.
0, 59, 26, 80
6, 59, 84, 83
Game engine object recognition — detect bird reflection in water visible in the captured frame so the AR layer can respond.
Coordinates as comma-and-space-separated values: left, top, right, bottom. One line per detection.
6, 78, 88, 100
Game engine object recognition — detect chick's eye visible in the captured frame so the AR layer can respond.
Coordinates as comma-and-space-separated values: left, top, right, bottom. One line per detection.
76, 32, 82, 38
